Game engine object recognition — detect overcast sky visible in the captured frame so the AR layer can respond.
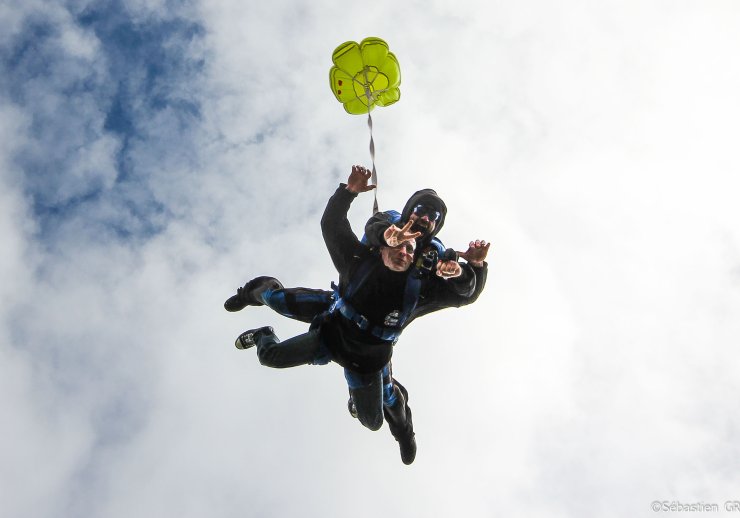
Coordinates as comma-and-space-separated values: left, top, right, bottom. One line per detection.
2, 1, 740, 517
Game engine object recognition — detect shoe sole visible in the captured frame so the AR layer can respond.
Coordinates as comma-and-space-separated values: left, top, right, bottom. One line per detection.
234, 326, 273, 350
224, 277, 284, 312
234, 336, 255, 350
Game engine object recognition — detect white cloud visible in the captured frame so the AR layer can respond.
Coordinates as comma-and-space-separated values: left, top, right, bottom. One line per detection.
2, 1, 740, 517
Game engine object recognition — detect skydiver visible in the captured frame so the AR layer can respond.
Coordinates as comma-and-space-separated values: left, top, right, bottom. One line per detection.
224, 171, 486, 463
229, 165, 489, 464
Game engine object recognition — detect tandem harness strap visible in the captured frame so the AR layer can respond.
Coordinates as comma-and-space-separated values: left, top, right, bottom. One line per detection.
329, 255, 422, 343
332, 298, 400, 341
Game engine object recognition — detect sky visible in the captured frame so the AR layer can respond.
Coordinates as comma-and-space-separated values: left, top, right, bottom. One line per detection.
2, 0, 740, 517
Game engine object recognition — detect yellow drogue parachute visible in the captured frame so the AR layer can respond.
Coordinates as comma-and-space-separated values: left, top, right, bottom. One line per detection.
329, 37, 401, 115
329, 37, 401, 213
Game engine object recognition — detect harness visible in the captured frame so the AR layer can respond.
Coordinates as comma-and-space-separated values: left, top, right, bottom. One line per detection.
328, 253, 423, 343
330, 212, 448, 342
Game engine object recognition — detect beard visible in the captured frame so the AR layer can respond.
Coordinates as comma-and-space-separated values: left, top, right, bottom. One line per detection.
411, 221, 432, 235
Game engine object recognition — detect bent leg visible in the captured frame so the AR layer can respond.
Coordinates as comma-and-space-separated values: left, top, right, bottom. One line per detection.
345, 369, 384, 431
255, 328, 330, 368
260, 287, 333, 324
347, 363, 393, 418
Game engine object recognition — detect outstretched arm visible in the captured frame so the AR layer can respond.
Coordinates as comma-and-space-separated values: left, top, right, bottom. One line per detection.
408, 258, 487, 324
321, 165, 374, 273
455, 239, 490, 304
420, 236, 491, 284
434, 238, 491, 286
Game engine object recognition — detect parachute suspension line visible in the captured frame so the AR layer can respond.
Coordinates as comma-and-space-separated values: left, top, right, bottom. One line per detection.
367, 111, 378, 214
362, 66, 379, 214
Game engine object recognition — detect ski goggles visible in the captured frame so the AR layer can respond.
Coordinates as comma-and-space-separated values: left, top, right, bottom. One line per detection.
412, 204, 441, 221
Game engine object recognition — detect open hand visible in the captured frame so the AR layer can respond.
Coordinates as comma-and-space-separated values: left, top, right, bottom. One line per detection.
346, 165, 376, 194
458, 240, 490, 267
384, 219, 422, 247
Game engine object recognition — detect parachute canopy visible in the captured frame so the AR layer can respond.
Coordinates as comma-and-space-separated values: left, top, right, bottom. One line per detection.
329, 37, 401, 115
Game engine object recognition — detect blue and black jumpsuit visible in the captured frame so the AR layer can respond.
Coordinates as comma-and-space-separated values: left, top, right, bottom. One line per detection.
249, 185, 488, 435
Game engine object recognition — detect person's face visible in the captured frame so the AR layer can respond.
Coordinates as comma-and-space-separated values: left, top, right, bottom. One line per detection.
408, 205, 440, 236
381, 240, 416, 272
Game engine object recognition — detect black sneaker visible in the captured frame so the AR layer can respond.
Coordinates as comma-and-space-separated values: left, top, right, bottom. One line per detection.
235, 326, 273, 350
224, 277, 284, 312
398, 432, 417, 465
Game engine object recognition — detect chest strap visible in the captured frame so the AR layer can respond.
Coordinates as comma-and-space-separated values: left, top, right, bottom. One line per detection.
333, 297, 401, 342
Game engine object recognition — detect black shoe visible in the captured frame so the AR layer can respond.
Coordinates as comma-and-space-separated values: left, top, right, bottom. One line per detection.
224, 277, 284, 312
398, 432, 417, 465
235, 326, 273, 350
